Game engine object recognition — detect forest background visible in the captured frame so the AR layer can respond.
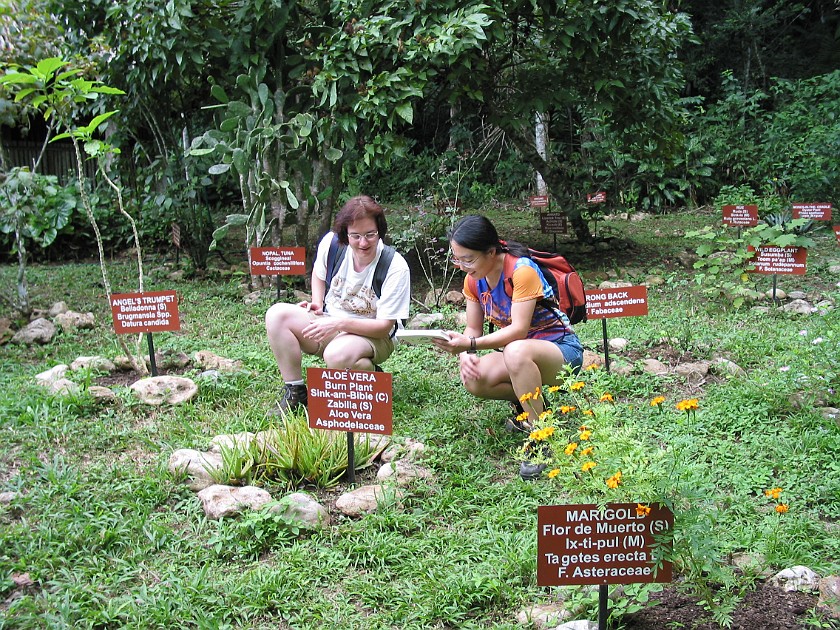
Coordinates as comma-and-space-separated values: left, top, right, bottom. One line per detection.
0, 0, 838, 278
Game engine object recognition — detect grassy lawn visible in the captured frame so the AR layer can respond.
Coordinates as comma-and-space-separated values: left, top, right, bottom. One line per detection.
1, 207, 839, 629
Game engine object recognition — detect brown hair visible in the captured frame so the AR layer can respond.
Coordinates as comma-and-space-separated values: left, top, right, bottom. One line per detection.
332, 195, 388, 245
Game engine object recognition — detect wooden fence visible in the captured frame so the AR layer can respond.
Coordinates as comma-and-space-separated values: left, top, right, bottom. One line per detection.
3, 139, 96, 182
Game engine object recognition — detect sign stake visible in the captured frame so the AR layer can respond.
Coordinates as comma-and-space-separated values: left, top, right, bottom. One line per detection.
602, 319, 610, 373
146, 332, 158, 376
346, 431, 356, 485
599, 584, 608, 630
772, 273, 779, 305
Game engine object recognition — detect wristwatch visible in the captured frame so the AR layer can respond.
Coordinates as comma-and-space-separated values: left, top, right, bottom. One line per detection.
467, 336, 477, 354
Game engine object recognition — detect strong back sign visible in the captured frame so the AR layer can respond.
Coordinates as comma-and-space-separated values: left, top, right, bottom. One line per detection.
538, 503, 673, 586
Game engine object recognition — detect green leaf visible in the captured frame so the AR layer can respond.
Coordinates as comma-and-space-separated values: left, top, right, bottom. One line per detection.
285, 187, 299, 209
225, 213, 249, 226
324, 147, 343, 162
211, 84, 229, 104
208, 163, 231, 175
395, 102, 413, 124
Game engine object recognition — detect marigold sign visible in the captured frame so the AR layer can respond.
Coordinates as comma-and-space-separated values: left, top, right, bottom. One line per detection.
538, 503, 673, 586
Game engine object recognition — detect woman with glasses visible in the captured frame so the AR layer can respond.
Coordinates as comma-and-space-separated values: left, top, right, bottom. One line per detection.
265, 195, 410, 411
433, 215, 584, 442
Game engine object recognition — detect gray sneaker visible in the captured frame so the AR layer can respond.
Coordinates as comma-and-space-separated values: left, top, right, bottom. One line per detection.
277, 383, 308, 411
519, 460, 547, 481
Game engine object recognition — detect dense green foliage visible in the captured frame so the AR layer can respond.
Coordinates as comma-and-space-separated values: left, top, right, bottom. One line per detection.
1, 208, 839, 628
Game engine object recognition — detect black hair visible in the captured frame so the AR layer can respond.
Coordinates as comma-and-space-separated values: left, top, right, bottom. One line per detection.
448, 215, 529, 257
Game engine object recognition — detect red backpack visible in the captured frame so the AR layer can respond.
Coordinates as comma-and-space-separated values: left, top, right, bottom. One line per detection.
466, 248, 587, 325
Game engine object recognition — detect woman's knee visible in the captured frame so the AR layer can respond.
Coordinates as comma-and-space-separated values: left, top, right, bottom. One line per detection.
265, 303, 299, 333
501, 340, 532, 371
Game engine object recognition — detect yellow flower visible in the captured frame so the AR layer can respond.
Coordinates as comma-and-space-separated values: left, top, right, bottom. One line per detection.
600, 393, 614, 402
516, 411, 530, 422
650, 396, 666, 407
775, 504, 789, 514
538, 410, 553, 421
534, 386, 541, 398
765, 487, 783, 500
606, 475, 620, 489
547, 468, 560, 479
676, 398, 699, 412
547, 385, 561, 393
519, 391, 533, 403
581, 461, 596, 473
579, 430, 592, 441
543, 426, 555, 438
570, 381, 585, 391
580, 447, 594, 456
559, 405, 577, 414
583, 409, 594, 416
636, 503, 651, 517
564, 442, 578, 455
585, 364, 599, 371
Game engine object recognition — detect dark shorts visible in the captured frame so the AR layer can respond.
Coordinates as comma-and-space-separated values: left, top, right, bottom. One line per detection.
551, 333, 584, 371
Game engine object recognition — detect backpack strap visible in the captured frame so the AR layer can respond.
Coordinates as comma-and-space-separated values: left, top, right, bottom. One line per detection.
323, 234, 346, 315
372, 245, 395, 299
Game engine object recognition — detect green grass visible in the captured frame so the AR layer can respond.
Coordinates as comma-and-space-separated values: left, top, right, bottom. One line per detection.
1, 208, 839, 628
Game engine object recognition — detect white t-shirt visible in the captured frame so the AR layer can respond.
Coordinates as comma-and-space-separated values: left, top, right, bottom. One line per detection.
313, 232, 410, 323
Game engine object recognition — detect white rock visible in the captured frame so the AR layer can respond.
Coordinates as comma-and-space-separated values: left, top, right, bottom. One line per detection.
818, 576, 840, 619
781, 299, 815, 315
35, 364, 69, 384
267, 492, 331, 528
335, 484, 403, 516
608, 338, 628, 352
168, 449, 224, 491
711, 357, 746, 378
557, 621, 597, 630
192, 350, 243, 372
54, 311, 95, 331
376, 460, 432, 486
197, 484, 272, 520
210, 432, 256, 453
12, 318, 56, 345
130, 376, 198, 405
243, 290, 262, 306
41, 378, 81, 396
642, 359, 669, 375
0, 491, 21, 504
598, 280, 634, 289
48, 301, 68, 317
70, 356, 116, 373
516, 603, 571, 628
87, 385, 116, 403
770, 565, 820, 592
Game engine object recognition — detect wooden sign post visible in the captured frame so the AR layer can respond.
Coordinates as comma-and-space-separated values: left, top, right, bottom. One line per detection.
585, 286, 649, 372
539, 503, 673, 630
249, 247, 307, 301
110, 290, 180, 376
306, 367, 393, 484
746, 245, 807, 304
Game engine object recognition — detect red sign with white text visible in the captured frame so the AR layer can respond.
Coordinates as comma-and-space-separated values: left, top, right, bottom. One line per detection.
530, 195, 549, 208
110, 290, 180, 334
585, 286, 648, 319
792, 203, 832, 221
306, 367, 393, 435
538, 503, 673, 586
722, 204, 759, 227
587, 191, 606, 204
249, 247, 306, 276
746, 246, 808, 275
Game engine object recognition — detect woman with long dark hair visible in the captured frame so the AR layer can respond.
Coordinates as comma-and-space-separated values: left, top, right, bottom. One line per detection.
434, 215, 583, 435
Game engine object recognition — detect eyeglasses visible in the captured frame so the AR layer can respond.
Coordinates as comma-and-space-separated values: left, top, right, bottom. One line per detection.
348, 231, 379, 242
451, 253, 483, 269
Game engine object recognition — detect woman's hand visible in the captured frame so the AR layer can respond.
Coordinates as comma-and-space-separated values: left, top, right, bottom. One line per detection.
297, 300, 323, 316
432, 330, 471, 355
458, 351, 481, 383
302, 316, 339, 343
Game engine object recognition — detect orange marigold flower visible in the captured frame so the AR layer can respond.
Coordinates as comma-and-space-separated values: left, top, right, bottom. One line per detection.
516, 411, 530, 422
547, 385, 561, 393
585, 364, 599, 371
600, 393, 614, 402
579, 430, 592, 441
606, 474, 621, 489
583, 409, 594, 416
636, 503, 652, 517
570, 381, 586, 391
676, 398, 699, 412
547, 468, 561, 479
534, 386, 541, 398
519, 391, 533, 403
559, 405, 577, 414
581, 461, 596, 473
650, 396, 666, 407
580, 447, 594, 456
538, 410, 553, 421
765, 487, 783, 500
564, 442, 578, 455
775, 504, 789, 514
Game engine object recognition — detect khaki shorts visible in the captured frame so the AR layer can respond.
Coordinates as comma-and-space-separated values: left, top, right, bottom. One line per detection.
308, 312, 395, 365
